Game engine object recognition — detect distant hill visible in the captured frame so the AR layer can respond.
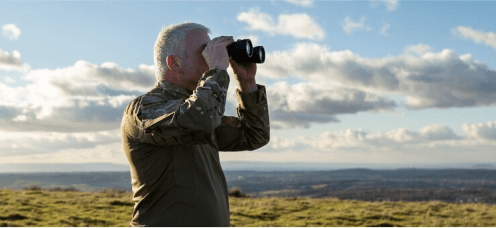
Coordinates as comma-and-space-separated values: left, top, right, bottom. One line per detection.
222, 161, 496, 171
2, 162, 493, 173
472, 163, 494, 168
0, 172, 131, 191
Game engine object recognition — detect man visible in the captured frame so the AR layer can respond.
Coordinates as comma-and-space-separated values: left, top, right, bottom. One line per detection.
121, 22, 270, 226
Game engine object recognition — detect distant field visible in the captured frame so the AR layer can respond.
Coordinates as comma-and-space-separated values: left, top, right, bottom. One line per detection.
1, 188, 495, 227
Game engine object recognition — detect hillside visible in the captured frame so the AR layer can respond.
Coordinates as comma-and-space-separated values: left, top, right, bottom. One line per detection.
1, 188, 495, 227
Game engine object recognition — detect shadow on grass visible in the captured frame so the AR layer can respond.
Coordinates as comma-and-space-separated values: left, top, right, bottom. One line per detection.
370, 222, 402, 227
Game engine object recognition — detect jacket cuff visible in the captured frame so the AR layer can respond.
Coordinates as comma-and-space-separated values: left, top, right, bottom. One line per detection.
200, 69, 230, 88
236, 85, 267, 110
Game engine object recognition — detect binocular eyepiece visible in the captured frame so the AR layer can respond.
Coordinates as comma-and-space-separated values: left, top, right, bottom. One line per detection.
226, 39, 265, 64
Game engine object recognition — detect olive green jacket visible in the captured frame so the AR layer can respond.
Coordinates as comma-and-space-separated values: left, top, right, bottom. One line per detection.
121, 69, 270, 227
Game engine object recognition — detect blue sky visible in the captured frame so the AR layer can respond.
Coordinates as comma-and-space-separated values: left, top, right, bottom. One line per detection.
1, 0, 496, 170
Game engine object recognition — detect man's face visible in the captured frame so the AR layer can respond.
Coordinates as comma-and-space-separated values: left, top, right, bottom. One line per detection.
178, 29, 210, 91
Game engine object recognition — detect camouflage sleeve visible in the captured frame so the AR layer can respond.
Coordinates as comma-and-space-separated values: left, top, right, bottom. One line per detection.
137, 69, 229, 146
214, 85, 270, 151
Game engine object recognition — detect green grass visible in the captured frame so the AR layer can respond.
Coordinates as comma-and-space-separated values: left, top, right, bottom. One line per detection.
229, 197, 496, 227
1, 189, 496, 227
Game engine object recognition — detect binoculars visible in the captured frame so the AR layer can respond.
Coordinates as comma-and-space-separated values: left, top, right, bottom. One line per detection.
226, 39, 265, 64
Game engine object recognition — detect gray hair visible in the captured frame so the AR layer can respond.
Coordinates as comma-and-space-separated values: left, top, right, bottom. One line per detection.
154, 22, 210, 82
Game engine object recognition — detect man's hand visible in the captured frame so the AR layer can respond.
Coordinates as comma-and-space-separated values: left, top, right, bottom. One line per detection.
230, 59, 257, 93
202, 36, 234, 71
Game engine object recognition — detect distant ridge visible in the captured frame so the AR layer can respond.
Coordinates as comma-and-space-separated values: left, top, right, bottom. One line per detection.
472, 163, 494, 168
1, 161, 495, 173
220, 161, 496, 171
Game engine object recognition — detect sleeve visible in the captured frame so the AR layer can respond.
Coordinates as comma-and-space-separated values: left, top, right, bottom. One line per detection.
214, 85, 270, 151
137, 69, 229, 146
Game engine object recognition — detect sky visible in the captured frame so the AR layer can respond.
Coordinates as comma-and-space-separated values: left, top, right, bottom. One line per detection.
1, 0, 496, 171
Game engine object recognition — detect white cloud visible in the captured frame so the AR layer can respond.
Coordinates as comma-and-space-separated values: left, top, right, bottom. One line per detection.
286, 0, 313, 7
2, 24, 21, 40
385, 0, 399, 11
462, 120, 496, 140
342, 16, 372, 34
419, 125, 462, 140
308, 128, 420, 150
456, 26, 496, 50
404, 43, 432, 56
270, 136, 306, 150
303, 126, 458, 151
237, 8, 325, 40
370, 0, 399, 12
0, 49, 28, 71
380, 23, 390, 37
258, 42, 496, 110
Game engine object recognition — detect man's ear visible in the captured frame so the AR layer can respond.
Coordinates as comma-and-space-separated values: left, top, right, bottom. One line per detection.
166, 55, 181, 71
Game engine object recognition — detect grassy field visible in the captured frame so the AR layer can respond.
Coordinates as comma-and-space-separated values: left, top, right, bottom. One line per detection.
1, 188, 496, 227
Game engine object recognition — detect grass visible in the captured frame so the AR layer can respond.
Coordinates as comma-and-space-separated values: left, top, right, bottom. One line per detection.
229, 197, 496, 227
1, 188, 495, 227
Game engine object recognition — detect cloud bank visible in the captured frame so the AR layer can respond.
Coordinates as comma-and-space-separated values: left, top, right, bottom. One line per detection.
220, 120, 496, 164
264, 121, 495, 160
267, 81, 396, 128
0, 60, 155, 132
258, 43, 496, 110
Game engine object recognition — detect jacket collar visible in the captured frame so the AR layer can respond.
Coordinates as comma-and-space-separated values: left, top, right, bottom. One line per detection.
156, 81, 192, 99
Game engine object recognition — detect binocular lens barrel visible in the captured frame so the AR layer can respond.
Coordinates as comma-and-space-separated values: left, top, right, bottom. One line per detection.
226, 39, 265, 64
246, 42, 252, 57
252, 46, 265, 64
226, 39, 253, 62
